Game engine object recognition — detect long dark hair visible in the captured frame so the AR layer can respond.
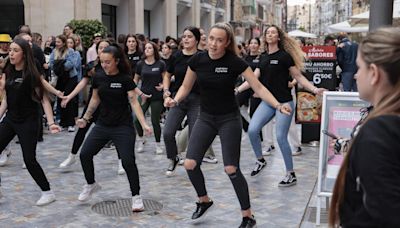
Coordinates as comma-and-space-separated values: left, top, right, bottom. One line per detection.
101, 44, 131, 75
5, 38, 44, 102
143, 41, 160, 61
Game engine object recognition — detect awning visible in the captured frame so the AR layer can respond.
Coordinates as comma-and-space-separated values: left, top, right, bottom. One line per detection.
326, 21, 368, 33
288, 29, 317, 38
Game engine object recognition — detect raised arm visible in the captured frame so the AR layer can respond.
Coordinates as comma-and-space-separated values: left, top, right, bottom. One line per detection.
41, 76, 63, 98
164, 66, 196, 107
61, 77, 90, 108
289, 66, 325, 95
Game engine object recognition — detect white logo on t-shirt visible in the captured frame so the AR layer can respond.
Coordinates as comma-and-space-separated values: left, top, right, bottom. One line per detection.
253, 59, 259, 63
270, 60, 279, 65
110, 83, 122, 88
14, 78, 23, 83
133, 56, 140, 60
215, 67, 228, 73
152, 68, 160, 72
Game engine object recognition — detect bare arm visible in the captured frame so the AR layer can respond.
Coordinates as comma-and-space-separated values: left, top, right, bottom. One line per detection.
41, 93, 61, 133
164, 67, 196, 107
41, 76, 63, 98
162, 71, 172, 98
242, 67, 291, 115
289, 66, 325, 95
76, 88, 101, 128
0, 92, 7, 118
133, 73, 140, 85
128, 90, 151, 135
235, 68, 260, 93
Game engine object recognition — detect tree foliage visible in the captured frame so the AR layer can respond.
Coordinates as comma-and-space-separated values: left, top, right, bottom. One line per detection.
68, 19, 107, 48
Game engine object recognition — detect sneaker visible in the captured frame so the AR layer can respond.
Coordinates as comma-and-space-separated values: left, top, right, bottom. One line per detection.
36, 190, 56, 206
165, 157, 179, 177
191, 200, 214, 222
132, 195, 144, 212
202, 155, 218, 164
278, 172, 297, 187
137, 137, 146, 153
177, 154, 185, 165
59, 153, 77, 168
155, 143, 163, 154
0, 149, 11, 166
78, 183, 101, 202
262, 145, 275, 156
22, 163, 26, 169
292, 147, 302, 156
251, 159, 267, 177
117, 159, 125, 175
239, 215, 257, 228
67, 126, 75, 132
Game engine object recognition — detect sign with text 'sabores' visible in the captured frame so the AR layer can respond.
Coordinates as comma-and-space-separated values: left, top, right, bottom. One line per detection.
296, 46, 337, 124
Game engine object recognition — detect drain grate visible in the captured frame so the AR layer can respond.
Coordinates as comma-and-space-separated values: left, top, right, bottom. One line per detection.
92, 198, 163, 217
306, 206, 328, 224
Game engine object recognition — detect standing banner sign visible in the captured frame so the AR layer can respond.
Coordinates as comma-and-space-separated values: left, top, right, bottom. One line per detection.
315, 92, 369, 225
296, 46, 337, 143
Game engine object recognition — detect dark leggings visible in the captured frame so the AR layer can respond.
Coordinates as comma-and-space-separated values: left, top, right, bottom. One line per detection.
186, 111, 251, 210
163, 93, 200, 159
0, 117, 50, 191
135, 99, 163, 142
80, 124, 140, 196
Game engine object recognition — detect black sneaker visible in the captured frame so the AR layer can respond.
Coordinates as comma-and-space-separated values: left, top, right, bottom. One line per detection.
165, 157, 179, 176
239, 215, 257, 228
278, 172, 297, 187
191, 200, 214, 222
250, 159, 267, 177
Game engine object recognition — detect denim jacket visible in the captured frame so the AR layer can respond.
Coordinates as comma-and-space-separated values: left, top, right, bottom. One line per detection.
50, 48, 80, 78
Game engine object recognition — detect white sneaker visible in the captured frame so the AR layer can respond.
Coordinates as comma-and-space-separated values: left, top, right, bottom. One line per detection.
78, 183, 101, 202
177, 154, 185, 165
202, 155, 218, 164
132, 195, 144, 212
292, 147, 302, 156
68, 126, 75, 132
117, 159, 125, 175
137, 137, 146, 153
59, 153, 77, 168
0, 148, 11, 166
22, 163, 26, 169
36, 190, 56, 206
262, 145, 275, 156
155, 143, 163, 154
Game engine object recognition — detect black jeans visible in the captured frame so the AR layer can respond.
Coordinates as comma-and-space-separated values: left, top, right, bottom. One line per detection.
0, 117, 50, 191
186, 111, 251, 210
80, 124, 140, 196
163, 93, 200, 159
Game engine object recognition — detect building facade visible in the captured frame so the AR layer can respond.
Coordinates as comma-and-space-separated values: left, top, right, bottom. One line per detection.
0, 0, 231, 44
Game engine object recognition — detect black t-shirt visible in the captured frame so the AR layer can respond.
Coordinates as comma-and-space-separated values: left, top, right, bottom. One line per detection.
258, 49, 295, 103
244, 54, 260, 71
167, 50, 200, 94
92, 72, 137, 126
340, 115, 400, 227
188, 51, 248, 115
127, 51, 142, 75
136, 60, 165, 100
32, 44, 45, 73
84, 62, 105, 101
5, 67, 40, 122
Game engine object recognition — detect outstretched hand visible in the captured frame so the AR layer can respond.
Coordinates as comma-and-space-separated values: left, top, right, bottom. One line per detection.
164, 97, 177, 108
49, 124, 62, 134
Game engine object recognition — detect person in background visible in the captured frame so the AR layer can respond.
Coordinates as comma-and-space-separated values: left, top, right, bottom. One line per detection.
63, 24, 74, 38
329, 27, 400, 227
86, 33, 103, 64
337, 32, 358, 91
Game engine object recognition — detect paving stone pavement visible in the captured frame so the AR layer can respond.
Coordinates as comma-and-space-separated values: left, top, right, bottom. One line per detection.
0, 123, 321, 228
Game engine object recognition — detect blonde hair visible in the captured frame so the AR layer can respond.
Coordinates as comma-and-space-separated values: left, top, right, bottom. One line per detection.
263, 25, 305, 70
329, 27, 400, 227
210, 22, 239, 56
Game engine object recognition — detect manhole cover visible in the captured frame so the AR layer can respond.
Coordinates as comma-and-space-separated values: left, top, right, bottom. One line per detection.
92, 198, 163, 217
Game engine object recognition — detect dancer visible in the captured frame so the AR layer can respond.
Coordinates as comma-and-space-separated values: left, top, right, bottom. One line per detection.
76, 45, 151, 212
0, 38, 61, 206
165, 22, 291, 227
237, 25, 324, 182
